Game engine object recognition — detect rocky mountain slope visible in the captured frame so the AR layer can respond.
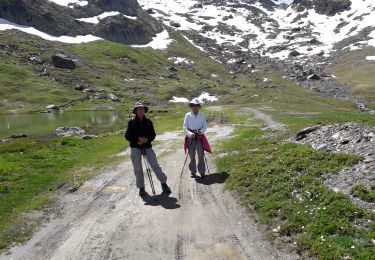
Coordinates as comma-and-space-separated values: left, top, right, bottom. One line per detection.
139, 0, 375, 108
0, 0, 163, 44
140, 0, 375, 61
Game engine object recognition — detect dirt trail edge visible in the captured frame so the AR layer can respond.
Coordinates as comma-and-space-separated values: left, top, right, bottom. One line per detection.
2, 120, 297, 260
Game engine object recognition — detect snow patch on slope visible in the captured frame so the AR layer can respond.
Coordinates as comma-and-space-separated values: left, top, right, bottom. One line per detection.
0, 18, 101, 43
77, 11, 137, 24
48, 0, 88, 7
168, 57, 194, 65
131, 30, 173, 50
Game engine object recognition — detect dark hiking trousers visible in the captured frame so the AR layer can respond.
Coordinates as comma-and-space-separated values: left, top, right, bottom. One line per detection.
187, 137, 205, 175
130, 148, 167, 188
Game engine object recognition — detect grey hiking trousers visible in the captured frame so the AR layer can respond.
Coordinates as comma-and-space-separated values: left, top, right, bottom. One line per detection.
187, 138, 205, 175
130, 148, 167, 188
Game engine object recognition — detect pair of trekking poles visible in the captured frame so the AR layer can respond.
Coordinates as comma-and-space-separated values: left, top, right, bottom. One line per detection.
141, 148, 156, 197
180, 133, 210, 177
140, 133, 210, 199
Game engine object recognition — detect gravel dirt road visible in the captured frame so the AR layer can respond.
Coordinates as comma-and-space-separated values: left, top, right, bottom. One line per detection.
1, 115, 298, 260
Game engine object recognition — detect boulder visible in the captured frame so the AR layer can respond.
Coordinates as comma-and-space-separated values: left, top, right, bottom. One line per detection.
45, 104, 59, 110
235, 58, 245, 64
146, 8, 154, 14
296, 126, 320, 139
107, 93, 120, 102
74, 84, 85, 91
169, 20, 181, 28
52, 54, 76, 69
309, 38, 320, 44
191, 3, 203, 9
11, 133, 27, 139
170, 66, 178, 73
316, 143, 328, 151
56, 127, 85, 137
307, 74, 321, 80
289, 50, 301, 57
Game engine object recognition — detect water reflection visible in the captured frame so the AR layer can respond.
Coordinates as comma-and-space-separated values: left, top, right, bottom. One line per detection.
0, 111, 124, 138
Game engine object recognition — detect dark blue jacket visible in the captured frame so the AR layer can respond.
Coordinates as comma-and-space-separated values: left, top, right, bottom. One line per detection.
125, 116, 156, 149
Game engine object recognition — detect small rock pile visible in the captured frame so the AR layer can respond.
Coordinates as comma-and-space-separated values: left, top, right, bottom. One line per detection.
294, 123, 375, 209
56, 127, 86, 137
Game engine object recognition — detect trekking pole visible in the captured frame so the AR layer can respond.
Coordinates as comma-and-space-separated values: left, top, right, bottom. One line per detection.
141, 148, 156, 197
180, 137, 194, 177
198, 135, 211, 175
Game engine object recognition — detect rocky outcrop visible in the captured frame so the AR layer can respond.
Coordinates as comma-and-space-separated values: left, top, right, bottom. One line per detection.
294, 0, 351, 15
52, 54, 76, 69
0, 0, 163, 45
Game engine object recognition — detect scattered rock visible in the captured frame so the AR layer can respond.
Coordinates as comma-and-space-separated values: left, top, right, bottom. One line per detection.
56, 127, 85, 137
52, 54, 76, 69
38, 68, 48, 76
68, 185, 80, 193
29, 56, 43, 64
82, 135, 97, 140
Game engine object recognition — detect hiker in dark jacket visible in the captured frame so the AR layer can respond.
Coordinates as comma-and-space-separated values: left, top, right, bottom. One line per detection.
125, 102, 171, 197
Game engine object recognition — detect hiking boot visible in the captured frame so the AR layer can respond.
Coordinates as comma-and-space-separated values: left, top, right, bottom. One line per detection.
191, 172, 197, 178
139, 187, 147, 197
161, 183, 171, 194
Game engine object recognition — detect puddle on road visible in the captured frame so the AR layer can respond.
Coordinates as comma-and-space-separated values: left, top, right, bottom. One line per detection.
188, 243, 247, 260
78, 187, 94, 194
103, 185, 128, 193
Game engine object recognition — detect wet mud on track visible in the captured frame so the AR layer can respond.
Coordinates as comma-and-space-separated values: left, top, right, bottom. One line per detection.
1, 115, 298, 260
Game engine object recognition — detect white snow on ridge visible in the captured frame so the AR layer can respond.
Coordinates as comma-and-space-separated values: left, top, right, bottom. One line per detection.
132, 30, 173, 50
77, 11, 137, 24
366, 56, 375, 61
0, 18, 101, 43
139, 0, 375, 60
169, 92, 219, 103
48, 0, 88, 7
169, 97, 190, 103
198, 92, 218, 102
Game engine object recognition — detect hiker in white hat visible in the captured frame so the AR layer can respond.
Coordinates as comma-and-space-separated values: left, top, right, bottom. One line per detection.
183, 98, 208, 178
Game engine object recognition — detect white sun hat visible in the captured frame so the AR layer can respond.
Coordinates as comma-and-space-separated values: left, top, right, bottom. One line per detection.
189, 98, 202, 106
